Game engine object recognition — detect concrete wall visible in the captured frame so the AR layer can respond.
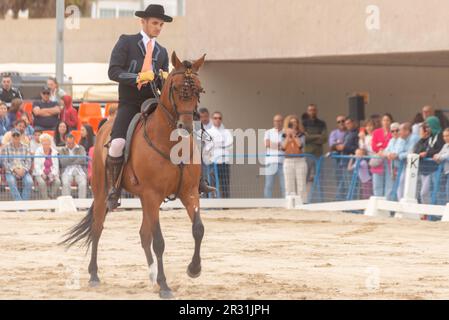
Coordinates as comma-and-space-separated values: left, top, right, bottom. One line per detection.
0, 17, 186, 63
186, 0, 449, 61
199, 62, 449, 133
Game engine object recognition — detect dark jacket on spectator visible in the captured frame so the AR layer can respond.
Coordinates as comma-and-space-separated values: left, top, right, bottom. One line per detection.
0, 87, 22, 104
414, 133, 444, 175
302, 117, 328, 157
342, 128, 359, 155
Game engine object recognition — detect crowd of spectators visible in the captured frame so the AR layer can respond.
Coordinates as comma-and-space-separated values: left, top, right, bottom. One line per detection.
0, 76, 118, 201
1, 73, 448, 207
264, 104, 449, 213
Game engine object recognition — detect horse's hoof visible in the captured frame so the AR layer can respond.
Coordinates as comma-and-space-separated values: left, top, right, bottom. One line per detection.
89, 274, 100, 287
89, 280, 100, 287
187, 264, 201, 278
159, 289, 174, 299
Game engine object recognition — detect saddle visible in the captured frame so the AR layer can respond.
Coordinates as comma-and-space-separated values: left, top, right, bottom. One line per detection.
124, 98, 158, 163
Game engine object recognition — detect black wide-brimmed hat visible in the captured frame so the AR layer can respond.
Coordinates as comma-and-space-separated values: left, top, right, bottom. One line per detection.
135, 4, 173, 22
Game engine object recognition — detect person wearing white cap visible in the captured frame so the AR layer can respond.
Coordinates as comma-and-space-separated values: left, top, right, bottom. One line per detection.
382, 122, 402, 200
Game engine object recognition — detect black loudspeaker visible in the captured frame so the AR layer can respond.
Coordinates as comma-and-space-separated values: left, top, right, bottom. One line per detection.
348, 95, 365, 121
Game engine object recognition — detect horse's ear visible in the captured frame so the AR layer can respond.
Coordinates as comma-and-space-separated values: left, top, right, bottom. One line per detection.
192, 54, 206, 72
171, 51, 183, 70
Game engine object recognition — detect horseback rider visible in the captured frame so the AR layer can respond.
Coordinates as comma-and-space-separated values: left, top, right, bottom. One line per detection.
106, 4, 215, 211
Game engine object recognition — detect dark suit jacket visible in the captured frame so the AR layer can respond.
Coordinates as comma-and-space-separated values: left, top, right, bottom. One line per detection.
108, 33, 169, 104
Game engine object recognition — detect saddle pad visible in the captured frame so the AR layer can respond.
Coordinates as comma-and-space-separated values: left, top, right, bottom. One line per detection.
124, 113, 142, 164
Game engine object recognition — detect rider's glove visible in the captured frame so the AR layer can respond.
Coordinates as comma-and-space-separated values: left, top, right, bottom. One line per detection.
160, 71, 169, 80
136, 71, 155, 83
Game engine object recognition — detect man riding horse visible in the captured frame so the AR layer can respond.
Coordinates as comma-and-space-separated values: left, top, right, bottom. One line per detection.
107, 4, 214, 210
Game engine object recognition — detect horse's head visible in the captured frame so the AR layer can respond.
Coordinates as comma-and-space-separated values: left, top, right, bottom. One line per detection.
161, 51, 206, 135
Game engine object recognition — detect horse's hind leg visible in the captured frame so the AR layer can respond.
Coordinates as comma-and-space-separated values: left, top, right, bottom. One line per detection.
181, 193, 204, 278
88, 199, 107, 286
140, 193, 173, 299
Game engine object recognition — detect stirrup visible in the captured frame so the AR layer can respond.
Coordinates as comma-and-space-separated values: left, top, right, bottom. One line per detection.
107, 187, 122, 210
199, 178, 216, 194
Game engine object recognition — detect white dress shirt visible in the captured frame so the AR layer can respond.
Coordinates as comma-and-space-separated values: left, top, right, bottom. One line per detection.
204, 124, 233, 165
140, 30, 156, 52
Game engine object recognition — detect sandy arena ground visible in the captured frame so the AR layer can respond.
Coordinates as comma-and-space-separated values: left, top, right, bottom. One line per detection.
1, 208, 449, 299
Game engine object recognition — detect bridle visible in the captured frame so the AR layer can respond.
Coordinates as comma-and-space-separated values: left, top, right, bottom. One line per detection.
150, 67, 204, 129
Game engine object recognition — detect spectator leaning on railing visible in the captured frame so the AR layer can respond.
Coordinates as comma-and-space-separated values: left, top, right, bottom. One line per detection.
433, 128, 449, 203
33, 133, 61, 200
59, 134, 87, 199
414, 117, 444, 205
370, 113, 393, 197
334, 117, 359, 200
32, 86, 62, 131
1, 129, 33, 201
382, 122, 402, 200
395, 122, 419, 200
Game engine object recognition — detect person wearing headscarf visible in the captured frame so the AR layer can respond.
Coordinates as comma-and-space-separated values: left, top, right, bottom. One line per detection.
414, 116, 445, 209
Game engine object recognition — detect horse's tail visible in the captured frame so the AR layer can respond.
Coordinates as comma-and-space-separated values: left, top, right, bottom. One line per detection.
59, 203, 95, 250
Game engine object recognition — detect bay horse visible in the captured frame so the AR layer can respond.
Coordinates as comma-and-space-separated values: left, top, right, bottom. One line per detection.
61, 52, 206, 299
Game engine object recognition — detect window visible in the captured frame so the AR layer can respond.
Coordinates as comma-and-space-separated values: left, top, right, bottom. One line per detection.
99, 8, 116, 18
118, 9, 134, 17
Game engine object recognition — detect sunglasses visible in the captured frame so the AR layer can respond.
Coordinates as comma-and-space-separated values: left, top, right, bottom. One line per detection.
42, 92, 50, 95
213, 117, 222, 120
337, 120, 345, 124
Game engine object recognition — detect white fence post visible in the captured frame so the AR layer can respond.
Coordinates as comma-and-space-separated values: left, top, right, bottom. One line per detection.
397, 153, 421, 219
442, 204, 449, 222
364, 196, 387, 217
56, 196, 77, 213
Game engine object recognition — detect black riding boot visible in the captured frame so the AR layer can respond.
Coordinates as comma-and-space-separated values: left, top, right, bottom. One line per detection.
106, 155, 124, 210
199, 174, 216, 194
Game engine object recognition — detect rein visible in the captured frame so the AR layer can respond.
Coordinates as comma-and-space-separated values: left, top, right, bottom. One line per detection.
141, 68, 202, 201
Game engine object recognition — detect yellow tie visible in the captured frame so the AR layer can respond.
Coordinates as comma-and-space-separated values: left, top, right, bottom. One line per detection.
137, 39, 154, 90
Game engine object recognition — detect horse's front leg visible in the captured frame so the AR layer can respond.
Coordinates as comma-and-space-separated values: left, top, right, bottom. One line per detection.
181, 193, 204, 278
